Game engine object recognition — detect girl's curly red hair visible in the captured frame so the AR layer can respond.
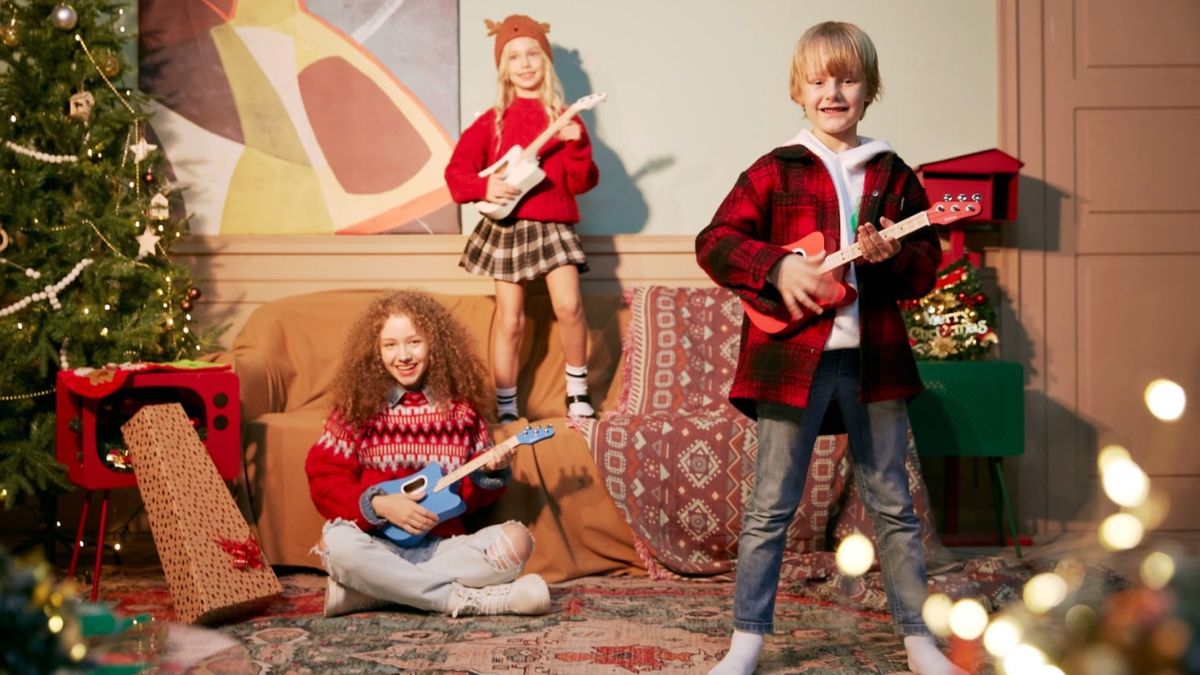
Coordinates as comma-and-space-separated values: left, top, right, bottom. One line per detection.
329, 291, 490, 428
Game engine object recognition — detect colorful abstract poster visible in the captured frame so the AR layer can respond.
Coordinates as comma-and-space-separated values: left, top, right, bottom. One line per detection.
139, 0, 459, 235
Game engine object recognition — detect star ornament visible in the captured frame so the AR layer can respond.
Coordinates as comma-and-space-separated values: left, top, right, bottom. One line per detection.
135, 226, 161, 259
129, 137, 158, 163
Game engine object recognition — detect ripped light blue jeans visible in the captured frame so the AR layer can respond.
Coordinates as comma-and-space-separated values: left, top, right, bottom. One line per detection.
734, 349, 930, 636
319, 519, 527, 613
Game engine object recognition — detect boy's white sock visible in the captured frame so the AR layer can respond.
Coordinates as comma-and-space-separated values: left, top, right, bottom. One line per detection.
709, 630, 763, 675
904, 635, 968, 675
496, 386, 518, 421
565, 364, 595, 418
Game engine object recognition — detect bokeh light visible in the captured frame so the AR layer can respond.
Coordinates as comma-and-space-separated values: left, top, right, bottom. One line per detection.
1023, 573, 1069, 614
922, 593, 954, 637
1125, 488, 1171, 530
835, 532, 875, 577
983, 615, 1023, 656
1064, 604, 1097, 639
1140, 551, 1176, 590
1099, 513, 1144, 551
1101, 457, 1150, 507
1144, 379, 1186, 422
1002, 643, 1047, 674
948, 598, 989, 640
1097, 444, 1131, 473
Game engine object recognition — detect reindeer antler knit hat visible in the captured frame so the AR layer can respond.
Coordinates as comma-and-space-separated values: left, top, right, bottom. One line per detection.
485, 15, 552, 66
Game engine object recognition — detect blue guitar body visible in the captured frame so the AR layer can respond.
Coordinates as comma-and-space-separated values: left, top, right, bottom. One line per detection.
378, 464, 465, 547
374, 425, 554, 547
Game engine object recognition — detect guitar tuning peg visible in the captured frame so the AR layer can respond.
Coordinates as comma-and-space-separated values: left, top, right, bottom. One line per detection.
951, 204, 961, 212
971, 193, 982, 202
943, 194, 952, 202
956, 193, 968, 202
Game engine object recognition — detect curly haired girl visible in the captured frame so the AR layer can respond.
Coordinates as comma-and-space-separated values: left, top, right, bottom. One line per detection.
306, 290, 550, 618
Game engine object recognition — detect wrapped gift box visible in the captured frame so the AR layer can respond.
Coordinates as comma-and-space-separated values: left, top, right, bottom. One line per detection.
122, 403, 280, 624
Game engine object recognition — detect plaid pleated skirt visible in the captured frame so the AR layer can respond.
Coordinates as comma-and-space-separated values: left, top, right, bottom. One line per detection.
459, 218, 589, 283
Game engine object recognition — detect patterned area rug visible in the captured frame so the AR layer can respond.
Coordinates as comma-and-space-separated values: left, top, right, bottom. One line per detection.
98, 570, 930, 673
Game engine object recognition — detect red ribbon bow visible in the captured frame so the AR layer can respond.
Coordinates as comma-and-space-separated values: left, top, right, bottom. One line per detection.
217, 535, 266, 571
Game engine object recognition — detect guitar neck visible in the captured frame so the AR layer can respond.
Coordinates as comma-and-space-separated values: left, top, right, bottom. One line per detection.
817, 210, 932, 274
433, 435, 520, 493
518, 105, 581, 164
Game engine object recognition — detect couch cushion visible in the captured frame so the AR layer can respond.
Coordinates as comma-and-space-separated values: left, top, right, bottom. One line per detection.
614, 286, 743, 416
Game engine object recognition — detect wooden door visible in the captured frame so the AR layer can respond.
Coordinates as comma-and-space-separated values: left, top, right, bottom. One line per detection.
1002, 0, 1200, 534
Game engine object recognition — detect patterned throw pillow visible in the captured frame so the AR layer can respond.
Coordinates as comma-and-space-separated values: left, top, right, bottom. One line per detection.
614, 286, 744, 416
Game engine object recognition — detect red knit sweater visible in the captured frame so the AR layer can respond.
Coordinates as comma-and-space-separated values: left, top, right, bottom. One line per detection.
444, 96, 599, 223
304, 396, 500, 536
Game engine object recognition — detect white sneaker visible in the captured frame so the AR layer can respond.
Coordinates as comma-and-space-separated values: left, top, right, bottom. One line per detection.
324, 577, 390, 617
446, 574, 551, 617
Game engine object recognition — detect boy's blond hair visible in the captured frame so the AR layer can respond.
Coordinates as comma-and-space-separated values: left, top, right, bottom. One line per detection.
789, 21, 882, 116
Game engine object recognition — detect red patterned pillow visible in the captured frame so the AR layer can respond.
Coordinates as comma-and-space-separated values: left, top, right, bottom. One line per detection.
578, 411, 848, 579
614, 286, 744, 416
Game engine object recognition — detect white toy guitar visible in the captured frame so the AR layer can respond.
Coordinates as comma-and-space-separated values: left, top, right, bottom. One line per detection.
475, 92, 608, 220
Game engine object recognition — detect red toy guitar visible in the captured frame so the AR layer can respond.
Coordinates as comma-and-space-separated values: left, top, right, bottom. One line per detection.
743, 195, 982, 336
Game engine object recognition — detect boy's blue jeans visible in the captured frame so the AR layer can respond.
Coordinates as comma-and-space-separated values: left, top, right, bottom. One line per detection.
734, 349, 930, 636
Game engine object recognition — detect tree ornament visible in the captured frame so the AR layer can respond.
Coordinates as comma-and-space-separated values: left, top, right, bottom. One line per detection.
148, 192, 169, 220
129, 136, 157, 163
68, 90, 94, 122
134, 225, 160, 259
95, 48, 120, 77
49, 4, 77, 30
186, 287, 202, 300
0, 19, 19, 47
0, 225, 8, 253
180, 298, 193, 312
144, 168, 154, 184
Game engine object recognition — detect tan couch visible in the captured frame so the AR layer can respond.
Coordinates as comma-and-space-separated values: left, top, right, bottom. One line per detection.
210, 289, 645, 582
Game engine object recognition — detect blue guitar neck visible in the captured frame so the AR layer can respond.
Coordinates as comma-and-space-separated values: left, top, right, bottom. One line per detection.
376, 425, 555, 547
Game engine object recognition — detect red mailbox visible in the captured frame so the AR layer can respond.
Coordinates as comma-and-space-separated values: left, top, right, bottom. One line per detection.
916, 148, 1023, 223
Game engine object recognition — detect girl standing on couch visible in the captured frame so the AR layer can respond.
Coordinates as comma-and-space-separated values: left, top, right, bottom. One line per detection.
305, 290, 550, 618
445, 14, 600, 422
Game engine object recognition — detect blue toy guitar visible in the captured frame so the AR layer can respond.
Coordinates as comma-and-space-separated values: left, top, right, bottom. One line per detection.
376, 425, 555, 547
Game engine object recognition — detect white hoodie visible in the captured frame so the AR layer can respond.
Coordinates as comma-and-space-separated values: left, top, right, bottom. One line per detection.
783, 129, 892, 350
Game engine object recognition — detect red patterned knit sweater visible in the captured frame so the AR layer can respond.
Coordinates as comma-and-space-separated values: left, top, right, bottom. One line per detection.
444, 96, 599, 223
304, 393, 501, 536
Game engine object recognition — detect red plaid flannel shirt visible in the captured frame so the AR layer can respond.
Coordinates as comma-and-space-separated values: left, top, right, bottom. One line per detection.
695, 144, 940, 418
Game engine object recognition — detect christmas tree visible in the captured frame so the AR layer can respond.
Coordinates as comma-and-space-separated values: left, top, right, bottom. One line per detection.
0, 1, 215, 507
900, 258, 1000, 361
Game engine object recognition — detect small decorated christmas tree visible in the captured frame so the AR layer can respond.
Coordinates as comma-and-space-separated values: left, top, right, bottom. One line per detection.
900, 258, 1000, 361
0, 1, 216, 506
